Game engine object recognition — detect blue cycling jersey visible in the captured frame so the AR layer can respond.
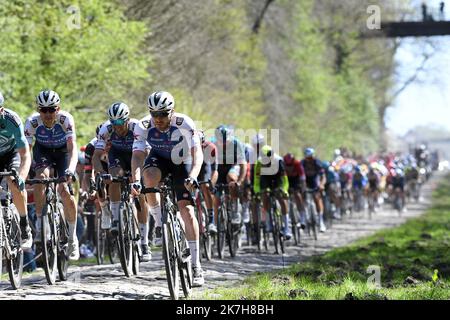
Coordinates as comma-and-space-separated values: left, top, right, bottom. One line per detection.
0, 108, 27, 155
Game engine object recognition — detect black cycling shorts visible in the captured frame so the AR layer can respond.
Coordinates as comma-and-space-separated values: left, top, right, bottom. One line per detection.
108, 147, 132, 172
288, 176, 302, 191
143, 151, 192, 202
33, 143, 68, 178
0, 150, 20, 184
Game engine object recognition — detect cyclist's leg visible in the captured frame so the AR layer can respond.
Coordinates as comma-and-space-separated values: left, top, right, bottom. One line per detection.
2, 150, 32, 247
32, 145, 52, 224
54, 150, 79, 259
142, 152, 165, 245
227, 165, 240, 224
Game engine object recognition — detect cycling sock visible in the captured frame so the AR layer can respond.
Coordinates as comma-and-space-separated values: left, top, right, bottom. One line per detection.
100, 201, 110, 215
150, 205, 162, 228
140, 222, 149, 246
188, 240, 200, 268
68, 222, 77, 240
208, 208, 214, 224
282, 214, 289, 230
111, 202, 120, 221
242, 202, 250, 223
20, 215, 28, 227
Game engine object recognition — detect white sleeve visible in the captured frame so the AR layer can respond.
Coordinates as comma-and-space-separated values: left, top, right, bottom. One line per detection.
132, 119, 148, 152
181, 116, 199, 149
24, 117, 36, 145
95, 124, 109, 150
63, 113, 76, 141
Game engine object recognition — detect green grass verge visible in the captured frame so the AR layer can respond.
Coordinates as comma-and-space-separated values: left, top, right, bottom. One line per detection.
200, 175, 450, 300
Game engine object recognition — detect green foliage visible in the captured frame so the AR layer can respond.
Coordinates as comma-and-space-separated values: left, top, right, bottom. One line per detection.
0, 0, 150, 145
286, 0, 380, 159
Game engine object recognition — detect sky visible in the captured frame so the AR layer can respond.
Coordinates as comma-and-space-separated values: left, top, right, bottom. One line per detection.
385, 0, 450, 136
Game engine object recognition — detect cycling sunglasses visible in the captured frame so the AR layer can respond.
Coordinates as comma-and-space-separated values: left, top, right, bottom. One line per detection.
111, 119, 126, 126
39, 107, 57, 114
150, 111, 170, 118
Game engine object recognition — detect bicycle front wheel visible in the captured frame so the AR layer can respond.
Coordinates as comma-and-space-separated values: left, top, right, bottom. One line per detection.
56, 203, 69, 281
6, 210, 23, 289
162, 218, 179, 300
41, 205, 58, 285
117, 203, 132, 277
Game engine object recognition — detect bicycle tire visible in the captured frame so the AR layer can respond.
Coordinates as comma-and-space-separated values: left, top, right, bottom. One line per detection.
131, 213, 140, 276
107, 232, 120, 264
117, 203, 132, 277
6, 210, 23, 289
179, 224, 192, 298
311, 204, 318, 241
56, 203, 69, 281
0, 214, 3, 283
41, 204, 58, 285
216, 206, 226, 259
96, 214, 106, 265
162, 218, 179, 300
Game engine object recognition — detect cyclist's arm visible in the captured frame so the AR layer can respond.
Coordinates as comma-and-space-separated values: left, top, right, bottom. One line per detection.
189, 144, 203, 180
66, 137, 78, 174
11, 117, 31, 181
253, 161, 261, 194
92, 148, 106, 174
238, 162, 247, 185
131, 150, 146, 183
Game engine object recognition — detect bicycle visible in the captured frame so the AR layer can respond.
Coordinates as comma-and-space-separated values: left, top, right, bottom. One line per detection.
192, 180, 212, 261
26, 176, 70, 285
0, 171, 24, 289
214, 183, 241, 259
141, 175, 192, 300
264, 188, 285, 254
93, 175, 119, 265
97, 173, 141, 277
251, 193, 268, 252
304, 188, 319, 241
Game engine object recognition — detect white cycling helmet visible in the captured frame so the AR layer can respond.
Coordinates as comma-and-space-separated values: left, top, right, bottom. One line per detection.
108, 102, 130, 122
0, 92, 4, 107
252, 133, 265, 146
36, 90, 60, 108
147, 91, 175, 112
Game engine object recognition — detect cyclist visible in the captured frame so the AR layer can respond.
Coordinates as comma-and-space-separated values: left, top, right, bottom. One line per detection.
24, 90, 79, 260
212, 125, 247, 226
352, 165, 367, 212
92, 102, 151, 262
283, 153, 307, 228
367, 165, 380, 210
254, 145, 291, 239
83, 123, 111, 228
0, 92, 33, 248
323, 161, 342, 220
300, 147, 326, 232
392, 167, 406, 211
131, 91, 205, 286
197, 130, 218, 234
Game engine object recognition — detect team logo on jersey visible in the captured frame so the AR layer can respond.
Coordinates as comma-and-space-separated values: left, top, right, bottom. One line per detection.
31, 119, 38, 128
67, 124, 73, 132
107, 124, 113, 133
60, 115, 66, 125
142, 120, 150, 128
176, 117, 184, 126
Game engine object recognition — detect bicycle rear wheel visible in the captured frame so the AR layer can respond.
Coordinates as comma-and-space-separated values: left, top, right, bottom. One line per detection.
41, 205, 58, 285
162, 217, 179, 300
107, 232, 120, 264
6, 210, 23, 289
131, 212, 140, 276
179, 223, 192, 298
